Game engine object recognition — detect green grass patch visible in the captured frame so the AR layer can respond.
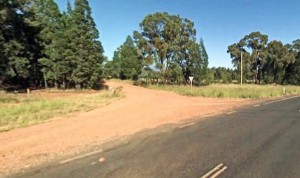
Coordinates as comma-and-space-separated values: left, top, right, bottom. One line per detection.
147, 84, 300, 99
0, 91, 121, 132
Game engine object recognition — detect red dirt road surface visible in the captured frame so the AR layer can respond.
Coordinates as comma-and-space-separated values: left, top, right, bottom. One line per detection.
0, 81, 256, 176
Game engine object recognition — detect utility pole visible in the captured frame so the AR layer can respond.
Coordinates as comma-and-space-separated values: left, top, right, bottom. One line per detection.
240, 52, 243, 85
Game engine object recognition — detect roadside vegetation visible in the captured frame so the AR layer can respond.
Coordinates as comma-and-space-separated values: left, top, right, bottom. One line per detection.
2, 1, 300, 92
1, 1, 300, 131
0, 90, 122, 132
147, 84, 300, 99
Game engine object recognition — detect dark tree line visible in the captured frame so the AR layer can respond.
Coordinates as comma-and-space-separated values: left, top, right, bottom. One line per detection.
228, 32, 300, 85
2, 3, 299, 89
0, 0, 105, 90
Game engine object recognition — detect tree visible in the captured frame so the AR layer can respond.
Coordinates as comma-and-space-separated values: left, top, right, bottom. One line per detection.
191, 38, 209, 84
0, 0, 106, 89
27, 0, 65, 88
109, 36, 142, 80
263, 40, 295, 84
133, 12, 200, 83
285, 40, 300, 85
68, 0, 105, 88
103, 60, 120, 79
0, 0, 33, 85
210, 67, 233, 84
228, 32, 268, 83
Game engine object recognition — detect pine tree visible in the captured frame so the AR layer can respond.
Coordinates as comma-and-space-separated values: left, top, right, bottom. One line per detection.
28, 0, 65, 88
188, 38, 210, 85
199, 38, 209, 71
68, 0, 105, 88
188, 42, 202, 84
110, 36, 142, 80
0, 0, 34, 86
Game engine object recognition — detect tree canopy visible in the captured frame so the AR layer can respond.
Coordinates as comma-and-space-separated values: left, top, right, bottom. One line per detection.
132, 12, 208, 84
104, 36, 142, 80
2, 3, 299, 89
0, 0, 105, 90
228, 32, 298, 85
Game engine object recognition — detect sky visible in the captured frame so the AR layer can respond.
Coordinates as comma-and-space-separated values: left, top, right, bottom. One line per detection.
55, 0, 300, 68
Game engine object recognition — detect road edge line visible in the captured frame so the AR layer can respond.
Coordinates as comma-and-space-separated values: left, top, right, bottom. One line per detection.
179, 122, 195, 128
264, 95, 300, 105
59, 149, 103, 164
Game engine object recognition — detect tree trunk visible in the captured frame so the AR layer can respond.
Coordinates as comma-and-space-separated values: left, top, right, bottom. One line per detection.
43, 72, 48, 89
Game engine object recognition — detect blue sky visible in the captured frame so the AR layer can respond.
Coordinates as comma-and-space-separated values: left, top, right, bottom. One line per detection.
55, 0, 300, 68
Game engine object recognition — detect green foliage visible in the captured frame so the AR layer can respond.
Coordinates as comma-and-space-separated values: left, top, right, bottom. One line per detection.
0, 0, 37, 83
198, 38, 209, 80
29, 0, 66, 88
105, 36, 142, 80
67, 0, 105, 88
208, 67, 235, 84
133, 12, 208, 84
228, 32, 298, 85
227, 32, 268, 83
263, 40, 295, 84
0, 0, 106, 89
285, 40, 300, 85
136, 67, 160, 85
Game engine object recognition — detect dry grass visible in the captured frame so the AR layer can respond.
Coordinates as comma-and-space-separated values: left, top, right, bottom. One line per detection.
0, 89, 122, 132
147, 84, 300, 99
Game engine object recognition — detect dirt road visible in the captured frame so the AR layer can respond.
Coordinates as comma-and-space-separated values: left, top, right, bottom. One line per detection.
0, 81, 255, 176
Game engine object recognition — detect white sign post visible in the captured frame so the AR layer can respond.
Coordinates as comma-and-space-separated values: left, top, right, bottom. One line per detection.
189, 76, 194, 94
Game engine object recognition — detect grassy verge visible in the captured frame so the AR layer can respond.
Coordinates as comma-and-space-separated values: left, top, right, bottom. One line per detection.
0, 90, 122, 132
107, 79, 134, 84
147, 84, 300, 99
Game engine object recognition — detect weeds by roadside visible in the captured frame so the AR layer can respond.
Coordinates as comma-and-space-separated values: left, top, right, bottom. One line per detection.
147, 84, 300, 99
0, 90, 122, 132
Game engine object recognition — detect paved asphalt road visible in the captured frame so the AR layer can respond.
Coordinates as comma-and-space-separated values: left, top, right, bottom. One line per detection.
11, 96, 300, 178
